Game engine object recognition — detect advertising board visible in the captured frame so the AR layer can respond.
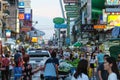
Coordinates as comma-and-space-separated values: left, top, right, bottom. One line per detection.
106, 0, 120, 5
107, 15, 120, 27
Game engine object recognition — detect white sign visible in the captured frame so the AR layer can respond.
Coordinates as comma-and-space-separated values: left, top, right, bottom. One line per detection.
6, 30, 11, 38
24, 1, 31, 8
25, 8, 31, 14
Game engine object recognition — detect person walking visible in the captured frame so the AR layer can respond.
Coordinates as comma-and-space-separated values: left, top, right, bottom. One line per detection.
104, 57, 120, 80
1, 53, 10, 80
71, 59, 89, 80
97, 50, 105, 66
44, 50, 59, 80
98, 55, 109, 80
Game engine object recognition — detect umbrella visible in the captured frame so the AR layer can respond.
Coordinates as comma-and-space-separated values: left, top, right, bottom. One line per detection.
73, 42, 82, 47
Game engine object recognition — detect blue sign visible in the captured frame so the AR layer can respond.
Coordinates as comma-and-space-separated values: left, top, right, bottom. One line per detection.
66, 38, 70, 44
24, 14, 31, 20
54, 24, 68, 28
19, 8, 24, 13
19, 2, 24, 8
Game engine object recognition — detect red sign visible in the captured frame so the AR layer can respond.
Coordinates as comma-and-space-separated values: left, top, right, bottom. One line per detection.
64, 0, 78, 3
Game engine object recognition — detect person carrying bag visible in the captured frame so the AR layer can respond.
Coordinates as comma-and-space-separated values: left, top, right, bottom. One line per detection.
44, 50, 59, 80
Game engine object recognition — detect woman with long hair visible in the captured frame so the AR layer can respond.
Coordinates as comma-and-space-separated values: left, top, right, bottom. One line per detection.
71, 59, 89, 80
104, 57, 120, 80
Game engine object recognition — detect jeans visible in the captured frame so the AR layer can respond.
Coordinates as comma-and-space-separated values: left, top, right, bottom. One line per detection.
44, 76, 57, 80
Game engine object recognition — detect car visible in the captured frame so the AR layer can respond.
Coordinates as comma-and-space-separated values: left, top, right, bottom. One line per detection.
27, 49, 51, 66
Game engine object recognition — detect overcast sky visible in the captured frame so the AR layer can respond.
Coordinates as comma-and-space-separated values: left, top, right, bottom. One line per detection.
31, 0, 62, 40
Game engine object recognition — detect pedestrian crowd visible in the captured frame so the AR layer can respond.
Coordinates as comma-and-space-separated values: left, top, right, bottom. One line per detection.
0, 43, 120, 80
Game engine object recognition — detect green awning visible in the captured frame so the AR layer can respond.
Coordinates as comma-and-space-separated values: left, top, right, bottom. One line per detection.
73, 42, 82, 47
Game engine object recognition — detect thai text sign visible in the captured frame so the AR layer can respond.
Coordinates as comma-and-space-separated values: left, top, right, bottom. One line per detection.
94, 25, 106, 29
106, 8, 120, 12
65, 5, 78, 11
64, 0, 78, 3
66, 12, 78, 18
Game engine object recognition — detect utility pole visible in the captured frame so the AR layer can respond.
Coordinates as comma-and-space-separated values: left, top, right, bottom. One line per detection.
59, 0, 65, 19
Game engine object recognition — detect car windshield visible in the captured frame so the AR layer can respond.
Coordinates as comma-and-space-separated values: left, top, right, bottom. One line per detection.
28, 50, 50, 57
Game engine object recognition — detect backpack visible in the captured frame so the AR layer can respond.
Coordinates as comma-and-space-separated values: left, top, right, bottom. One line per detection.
44, 58, 57, 77
14, 67, 22, 80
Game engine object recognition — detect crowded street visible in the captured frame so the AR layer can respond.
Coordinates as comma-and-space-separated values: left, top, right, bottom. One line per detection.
0, 0, 120, 80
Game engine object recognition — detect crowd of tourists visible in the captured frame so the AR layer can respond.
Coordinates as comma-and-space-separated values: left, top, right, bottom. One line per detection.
0, 44, 120, 80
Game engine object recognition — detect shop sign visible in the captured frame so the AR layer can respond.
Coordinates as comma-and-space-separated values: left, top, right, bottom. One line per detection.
106, 0, 120, 5
65, 5, 78, 11
81, 24, 95, 32
54, 24, 68, 28
5, 30, 11, 38
107, 15, 120, 27
66, 12, 78, 18
64, 0, 78, 3
53, 17, 64, 24
21, 27, 31, 32
31, 37, 38, 43
18, 2, 24, 8
19, 13, 24, 20
24, 13, 31, 20
66, 38, 70, 45
106, 8, 120, 12
19, 8, 24, 13
25, 8, 31, 14
94, 25, 106, 29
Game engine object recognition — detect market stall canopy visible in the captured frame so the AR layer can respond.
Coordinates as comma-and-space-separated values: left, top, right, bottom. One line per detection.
28, 29, 45, 37
109, 38, 120, 42
73, 42, 82, 47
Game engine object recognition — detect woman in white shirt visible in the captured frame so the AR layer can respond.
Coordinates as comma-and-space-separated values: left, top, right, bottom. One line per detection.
71, 59, 89, 80
104, 57, 120, 80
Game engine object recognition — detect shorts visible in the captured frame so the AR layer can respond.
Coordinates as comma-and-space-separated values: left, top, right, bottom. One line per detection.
90, 63, 94, 68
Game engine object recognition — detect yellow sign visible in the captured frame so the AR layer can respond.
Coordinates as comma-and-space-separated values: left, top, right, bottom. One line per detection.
94, 25, 106, 29
107, 15, 120, 27
31, 37, 38, 42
